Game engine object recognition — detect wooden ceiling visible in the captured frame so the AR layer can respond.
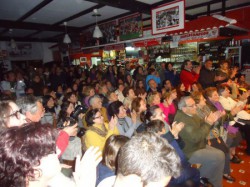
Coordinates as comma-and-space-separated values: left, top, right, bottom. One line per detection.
0, 0, 249, 43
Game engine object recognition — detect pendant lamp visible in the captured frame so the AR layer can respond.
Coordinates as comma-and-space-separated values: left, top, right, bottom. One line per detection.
63, 22, 71, 44
92, 9, 103, 38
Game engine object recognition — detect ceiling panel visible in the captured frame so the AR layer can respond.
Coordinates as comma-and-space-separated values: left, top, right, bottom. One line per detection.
136, 0, 163, 5
226, 0, 250, 7
32, 31, 63, 39
185, 0, 211, 7
0, 0, 44, 21
67, 6, 129, 27
2, 29, 37, 37
210, 2, 223, 11
24, 0, 97, 24
186, 6, 208, 16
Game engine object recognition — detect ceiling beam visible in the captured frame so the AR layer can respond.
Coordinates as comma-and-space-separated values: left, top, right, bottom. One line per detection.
53, 4, 105, 26
0, 20, 81, 33
17, 0, 53, 22
0, 36, 58, 43
85, 0, 151, 14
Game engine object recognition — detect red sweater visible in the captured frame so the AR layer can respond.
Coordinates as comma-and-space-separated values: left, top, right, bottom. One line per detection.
180, 69, 199, 91
56, 130, 69, 158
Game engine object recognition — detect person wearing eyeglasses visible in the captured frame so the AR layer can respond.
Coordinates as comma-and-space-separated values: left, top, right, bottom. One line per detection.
0, 100, 26, 130
84, 108, 119, 151
174, 96, 225, 187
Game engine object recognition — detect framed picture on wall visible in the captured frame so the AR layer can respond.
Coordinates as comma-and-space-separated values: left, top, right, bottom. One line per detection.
80, 57, 87, 62
151, 0, 185, 35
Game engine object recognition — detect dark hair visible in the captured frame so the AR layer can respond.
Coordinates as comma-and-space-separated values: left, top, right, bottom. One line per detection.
0, 123, 58, 187
102, 135, 129, 171
217, 84, 230, 95
42, 95, 53, 108
85, 108, 100, 126
146, 120, 165, 134
107, 101, 123, 117
57, 100, 71, 122
122, 87, 133, 97
145, 105, 160, 122
63, 92, 77, 103
117, 132, 181, 185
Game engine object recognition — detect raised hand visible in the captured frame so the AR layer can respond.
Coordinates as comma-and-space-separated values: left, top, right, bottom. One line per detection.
170, 121, 185, 138
62, 123, 78, 136
109, 116, 118, 130
205, 112, 219, 125
73, 147, 102, 187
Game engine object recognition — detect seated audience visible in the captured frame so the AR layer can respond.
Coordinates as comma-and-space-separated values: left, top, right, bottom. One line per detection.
146, 120, 200, 187
174, 96, 225, 187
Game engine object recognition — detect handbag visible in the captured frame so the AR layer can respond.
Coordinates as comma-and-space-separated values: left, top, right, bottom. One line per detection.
207, 130, 229, 154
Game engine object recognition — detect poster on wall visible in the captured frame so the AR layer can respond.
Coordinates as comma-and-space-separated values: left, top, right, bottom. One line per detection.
8, 43, 32, 57
99, 20, 117, 44
151, 0, 185, 35
119, 13, 143, 41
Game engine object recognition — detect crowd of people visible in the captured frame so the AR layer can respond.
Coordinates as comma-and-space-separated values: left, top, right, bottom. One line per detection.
0, 58, 250, 187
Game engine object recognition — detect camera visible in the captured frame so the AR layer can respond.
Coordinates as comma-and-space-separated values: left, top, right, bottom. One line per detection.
67, 105, 88, 126
58, 105, 88, 139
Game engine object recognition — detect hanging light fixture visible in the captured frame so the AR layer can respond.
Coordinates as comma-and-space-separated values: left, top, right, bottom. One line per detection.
92, 9, 103, 38
10, 38, 17, 49
63, 22, 71, 44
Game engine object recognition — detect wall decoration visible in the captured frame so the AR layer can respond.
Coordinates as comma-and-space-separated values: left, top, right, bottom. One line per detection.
119, 13, 143, 41
99, 20, 117, 44
151, 0, 185, 35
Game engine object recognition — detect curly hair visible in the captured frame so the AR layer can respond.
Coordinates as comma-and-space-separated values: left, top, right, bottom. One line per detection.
0, 123, 58, 187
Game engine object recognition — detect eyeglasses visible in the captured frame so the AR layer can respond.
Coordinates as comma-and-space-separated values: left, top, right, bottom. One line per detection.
186, 104, 196, 108
4, 109, 22, 119
94, 115, 103, 119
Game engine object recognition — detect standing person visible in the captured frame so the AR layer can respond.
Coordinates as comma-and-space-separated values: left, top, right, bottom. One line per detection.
180, 60, 200, 91
165, 62, 179, 87
158, 62, 166, 83
174, 96, 225, 187
198, 59, 216, 89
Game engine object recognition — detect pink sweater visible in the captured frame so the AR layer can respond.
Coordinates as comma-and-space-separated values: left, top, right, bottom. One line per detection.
158, 102, 176, 124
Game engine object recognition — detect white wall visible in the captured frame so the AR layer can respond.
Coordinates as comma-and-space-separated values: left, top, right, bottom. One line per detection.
0, 41, 56, 63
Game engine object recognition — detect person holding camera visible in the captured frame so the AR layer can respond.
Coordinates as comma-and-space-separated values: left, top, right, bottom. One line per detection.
57, 101, 83, 177
84, 108, 119, 152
